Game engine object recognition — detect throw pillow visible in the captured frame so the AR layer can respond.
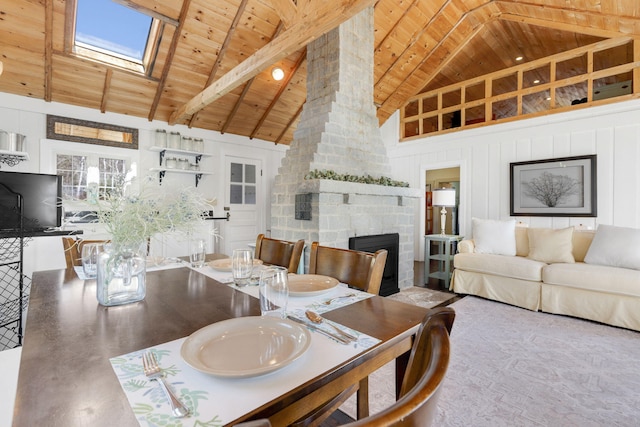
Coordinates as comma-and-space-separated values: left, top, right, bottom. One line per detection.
584, 224, 640, 270
472, 218, 516, 256
527, 227, 575, 263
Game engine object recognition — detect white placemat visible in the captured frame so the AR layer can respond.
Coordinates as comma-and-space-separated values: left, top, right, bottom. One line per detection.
111, 320, 380, 426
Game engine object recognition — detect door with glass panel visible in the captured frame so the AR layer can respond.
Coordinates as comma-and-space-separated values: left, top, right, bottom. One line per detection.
223, 156, 262, 255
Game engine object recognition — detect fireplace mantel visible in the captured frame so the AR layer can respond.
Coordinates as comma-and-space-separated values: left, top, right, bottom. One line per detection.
298, 179, 421, 198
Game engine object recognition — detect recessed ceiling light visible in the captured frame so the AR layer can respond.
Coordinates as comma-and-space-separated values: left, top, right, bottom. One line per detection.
533, 79, 540, 84
515, 56, 523, 61
271, 67, 284, 81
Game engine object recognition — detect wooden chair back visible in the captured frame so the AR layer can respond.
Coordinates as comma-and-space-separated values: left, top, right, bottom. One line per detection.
344, 307, 455, 426
62, 237, 110, 269
254, 234, 304, 273
235, 307, 455, 427
307, 242, 387, 295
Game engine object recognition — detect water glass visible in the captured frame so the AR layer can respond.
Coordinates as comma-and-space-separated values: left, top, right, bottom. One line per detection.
189, 239, 206, 268
259, 266, 289, 318
81, 243, 103, 278
232, 249, 254, 287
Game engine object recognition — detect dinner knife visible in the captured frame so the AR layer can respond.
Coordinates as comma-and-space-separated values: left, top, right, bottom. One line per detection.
286, 315, 351, 345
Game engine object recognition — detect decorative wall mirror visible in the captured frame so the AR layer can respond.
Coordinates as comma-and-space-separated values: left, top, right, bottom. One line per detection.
46, 115, 138, 150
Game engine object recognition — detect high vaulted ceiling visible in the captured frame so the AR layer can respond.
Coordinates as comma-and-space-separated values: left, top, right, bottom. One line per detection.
1, 0, 639, 144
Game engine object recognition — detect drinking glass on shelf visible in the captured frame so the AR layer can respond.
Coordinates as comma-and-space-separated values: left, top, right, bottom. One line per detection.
189, 239, 206, 268
259, 266, 289, 318
232, 249, 253, 287
81, 243, 103, 279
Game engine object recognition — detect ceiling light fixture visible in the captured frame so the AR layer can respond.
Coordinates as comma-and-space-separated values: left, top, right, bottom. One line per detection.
533, 79, 540, 84
515, 56, 523, 61
271, 67, 284, 81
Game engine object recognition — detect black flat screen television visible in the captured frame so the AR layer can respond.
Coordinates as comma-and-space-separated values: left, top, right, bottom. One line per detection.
0, 171, 62, 232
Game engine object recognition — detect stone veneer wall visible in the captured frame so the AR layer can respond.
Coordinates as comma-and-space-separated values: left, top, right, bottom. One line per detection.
270, 7, 420, 289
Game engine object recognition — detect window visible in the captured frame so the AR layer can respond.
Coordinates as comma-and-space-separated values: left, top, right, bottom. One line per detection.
229, 163, 256, 205
57, 154, 127, 202
73, 0, 161, 74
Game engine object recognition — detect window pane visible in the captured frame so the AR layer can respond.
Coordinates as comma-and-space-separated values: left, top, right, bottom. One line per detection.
245, 185, 256, 204
230, 163, 243, 183
230, 184, 243, 204
245, 165, 256, 184
56, 154, 126, 202
76, 0, 151, 62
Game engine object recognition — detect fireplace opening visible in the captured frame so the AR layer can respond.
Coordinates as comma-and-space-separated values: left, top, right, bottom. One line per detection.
349, 233, 399, 296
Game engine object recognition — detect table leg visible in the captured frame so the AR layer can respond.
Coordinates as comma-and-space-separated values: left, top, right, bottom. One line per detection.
356, 377, 369, 418
395, 350, 411, 399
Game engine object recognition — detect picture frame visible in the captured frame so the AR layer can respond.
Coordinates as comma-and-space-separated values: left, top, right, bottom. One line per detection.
510, 155, 597, 217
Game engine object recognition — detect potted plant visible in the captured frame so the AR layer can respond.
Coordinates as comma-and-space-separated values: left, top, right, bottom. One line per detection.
96, 175, 214, 306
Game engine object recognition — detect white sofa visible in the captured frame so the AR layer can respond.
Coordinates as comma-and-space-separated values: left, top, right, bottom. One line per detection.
451, 224, 640, 332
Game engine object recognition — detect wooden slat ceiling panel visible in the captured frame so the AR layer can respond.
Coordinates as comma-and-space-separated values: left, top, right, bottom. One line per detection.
0, 0, 638, 144
123, 0, 182, 21
51, 56, 105, 110
106, 73, 157, 117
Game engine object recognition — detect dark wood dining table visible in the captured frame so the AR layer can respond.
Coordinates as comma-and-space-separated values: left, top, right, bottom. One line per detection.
13, 257, 428, 426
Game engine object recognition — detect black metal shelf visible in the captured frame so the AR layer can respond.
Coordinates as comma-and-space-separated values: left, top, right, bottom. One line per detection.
0, 183, 29, 350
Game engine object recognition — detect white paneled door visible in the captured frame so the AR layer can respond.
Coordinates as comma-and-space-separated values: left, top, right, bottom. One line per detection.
222, 156, 263, 255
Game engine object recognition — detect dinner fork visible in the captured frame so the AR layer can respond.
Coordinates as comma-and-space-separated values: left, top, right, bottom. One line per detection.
142, 351, 190, 418
323, 293, 356, 305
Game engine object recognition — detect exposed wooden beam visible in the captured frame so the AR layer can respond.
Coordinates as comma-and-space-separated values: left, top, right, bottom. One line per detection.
250, 50, 306, 139
220, 78, 255, 134
100, 69, 112, 113
495, 0, 640, 38
498, 13, 635, 39
44, 0, 53, 102
373, 0, 420, 53
148, 0, 192, 122
111, 0, 180, 26
220, 22, 286, 133
266, 0, 298, 28
189, 0, 250, 128
169, 0, 376, 125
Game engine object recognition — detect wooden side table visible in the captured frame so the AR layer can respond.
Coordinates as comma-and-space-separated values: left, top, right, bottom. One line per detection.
424, 234, 463, 289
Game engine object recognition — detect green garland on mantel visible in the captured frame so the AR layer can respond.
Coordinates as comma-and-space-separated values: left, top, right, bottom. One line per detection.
304, 169, 410, 188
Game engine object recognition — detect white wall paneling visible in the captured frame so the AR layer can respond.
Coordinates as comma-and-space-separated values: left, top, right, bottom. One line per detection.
0, 93, 286, 275
383, 98, 640, 260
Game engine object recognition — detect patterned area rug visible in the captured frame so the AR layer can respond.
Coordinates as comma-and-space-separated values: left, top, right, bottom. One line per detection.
340, 296, 640, 425
386, 286, 453, 308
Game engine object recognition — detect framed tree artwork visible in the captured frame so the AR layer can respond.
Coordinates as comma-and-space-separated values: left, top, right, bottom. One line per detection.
510, 155, 597, 217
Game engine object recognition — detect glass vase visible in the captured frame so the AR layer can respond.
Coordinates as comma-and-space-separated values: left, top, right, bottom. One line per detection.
97, 242, 146, 306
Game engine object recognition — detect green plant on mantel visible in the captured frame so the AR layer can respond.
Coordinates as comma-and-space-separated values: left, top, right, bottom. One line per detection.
304, 169, 410, 188
96, 176, 216, 247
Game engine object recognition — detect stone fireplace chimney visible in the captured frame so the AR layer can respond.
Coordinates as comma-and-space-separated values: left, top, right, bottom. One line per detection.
270, 7, 420, 291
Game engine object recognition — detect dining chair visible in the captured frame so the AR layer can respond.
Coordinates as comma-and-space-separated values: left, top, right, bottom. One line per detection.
233, 307, 455, 427
307, 242, 388, 295
61, 237, 110, 268
254, 234, 305, 273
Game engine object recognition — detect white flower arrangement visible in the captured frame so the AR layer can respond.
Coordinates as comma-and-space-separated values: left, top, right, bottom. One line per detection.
96, 175, 216, 248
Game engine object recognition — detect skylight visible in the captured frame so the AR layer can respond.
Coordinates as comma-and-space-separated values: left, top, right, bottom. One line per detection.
75, 0, 155, 71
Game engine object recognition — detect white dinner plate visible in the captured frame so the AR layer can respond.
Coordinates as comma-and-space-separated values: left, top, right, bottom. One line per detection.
180, 316, 311, 377
207, 258, 263, 272
287, 274, 340, 297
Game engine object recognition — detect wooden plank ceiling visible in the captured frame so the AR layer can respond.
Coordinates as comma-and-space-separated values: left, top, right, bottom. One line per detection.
0, 0, 639, 145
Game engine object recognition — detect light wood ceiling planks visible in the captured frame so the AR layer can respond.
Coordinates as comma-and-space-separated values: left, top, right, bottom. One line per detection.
0, 0, 638, 144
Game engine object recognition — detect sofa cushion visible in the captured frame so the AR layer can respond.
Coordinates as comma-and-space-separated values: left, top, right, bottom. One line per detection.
543, 262, 640, 297
472, 218, 516, 256
584, 224, 640, 270
527, 227, 575, 264
454, 253, 546, 282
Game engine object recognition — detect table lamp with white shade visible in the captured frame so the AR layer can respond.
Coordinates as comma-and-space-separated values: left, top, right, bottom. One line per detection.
432, 188, 456, 235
